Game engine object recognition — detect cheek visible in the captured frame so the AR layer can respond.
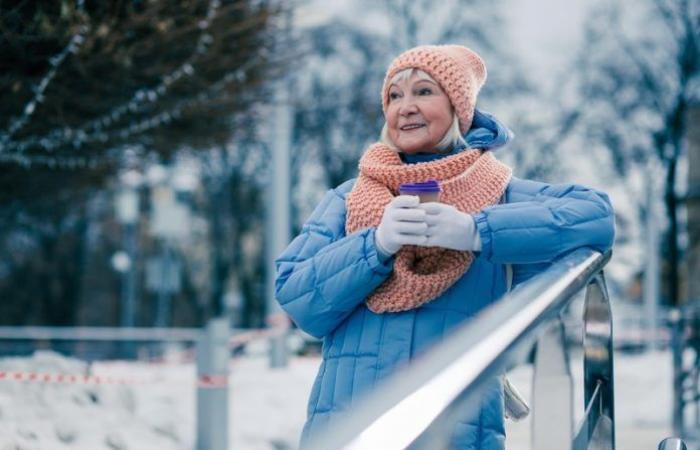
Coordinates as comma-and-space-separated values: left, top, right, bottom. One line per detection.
437, 106, 453, 131
387, 111, 403, 139
386, 105, 399, 125
424, 100, 452, 124
428, 112, 452, 136
440, 113, 453, 131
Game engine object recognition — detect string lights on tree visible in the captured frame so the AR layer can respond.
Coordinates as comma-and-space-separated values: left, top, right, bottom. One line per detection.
0, 60, 253, 168
0, 0, 225, 162
0, 26, 89, 149
0, 0, 277, 171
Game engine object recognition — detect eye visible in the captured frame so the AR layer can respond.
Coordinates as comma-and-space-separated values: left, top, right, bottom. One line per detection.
418, 87, 432, 95
389, 92, 400, 101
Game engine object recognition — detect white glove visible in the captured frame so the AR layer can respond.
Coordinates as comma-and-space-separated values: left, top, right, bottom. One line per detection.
418, 202, 482, 251
375, 195, 428, 257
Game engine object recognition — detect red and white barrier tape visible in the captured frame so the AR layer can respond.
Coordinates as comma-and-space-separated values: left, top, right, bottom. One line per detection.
0, 370, 231, 388
197, 374, 228, 388
229, 324, 289, 348
0, 322, 294, 388
0, 370, 143, 385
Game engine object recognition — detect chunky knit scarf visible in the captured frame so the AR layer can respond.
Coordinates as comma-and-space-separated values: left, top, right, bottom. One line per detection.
346, 143, 512, 313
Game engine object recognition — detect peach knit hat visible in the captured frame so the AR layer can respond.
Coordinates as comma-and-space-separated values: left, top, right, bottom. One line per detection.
381, 45, 487, 134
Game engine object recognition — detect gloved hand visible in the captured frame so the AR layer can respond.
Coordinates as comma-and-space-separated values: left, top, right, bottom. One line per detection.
418, 202, 482, 251
375, 195, 428, 257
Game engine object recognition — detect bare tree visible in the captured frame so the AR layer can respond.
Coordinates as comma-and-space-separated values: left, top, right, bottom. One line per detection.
0, 0, 281, 325
575, 0, 700, 305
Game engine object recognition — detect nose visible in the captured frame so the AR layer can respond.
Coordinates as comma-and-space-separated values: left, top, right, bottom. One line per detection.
399, 96, 418, 116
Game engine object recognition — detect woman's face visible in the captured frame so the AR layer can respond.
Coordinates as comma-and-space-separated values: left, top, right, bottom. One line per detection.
386, 72, 453, 154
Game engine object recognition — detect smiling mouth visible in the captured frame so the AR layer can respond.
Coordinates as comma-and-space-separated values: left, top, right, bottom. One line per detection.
400, 124, 426, 131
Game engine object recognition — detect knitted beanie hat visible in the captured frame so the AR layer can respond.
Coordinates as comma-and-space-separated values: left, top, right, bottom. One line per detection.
382, 45, 487, 134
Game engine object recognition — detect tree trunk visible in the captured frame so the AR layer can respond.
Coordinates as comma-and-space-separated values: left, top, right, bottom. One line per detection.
208, 179, 230, 320
687, 105, 700, 304
664, 89, 690, 306
665, 157, 680, 306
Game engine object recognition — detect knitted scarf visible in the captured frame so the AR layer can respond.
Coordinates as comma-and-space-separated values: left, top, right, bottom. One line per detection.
345, 143, 512, 313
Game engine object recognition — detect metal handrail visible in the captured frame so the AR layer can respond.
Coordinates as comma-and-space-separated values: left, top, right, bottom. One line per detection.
306, 247, 614, 450
658, 437, 689, 450
0, 326, 202, 342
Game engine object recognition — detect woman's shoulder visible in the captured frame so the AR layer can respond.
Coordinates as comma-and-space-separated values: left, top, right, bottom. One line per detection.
505, 176, 611, 205
504, 176, 550, 202
305, 178, 356, 227
332, 178, 357, 198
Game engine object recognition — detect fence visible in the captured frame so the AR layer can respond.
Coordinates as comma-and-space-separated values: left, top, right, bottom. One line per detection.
0, 320, 288, 450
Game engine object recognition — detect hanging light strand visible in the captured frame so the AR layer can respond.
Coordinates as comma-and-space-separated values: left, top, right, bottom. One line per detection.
73, 0, 221, 135
3, 55, 256, 155
0, 25, 90, 148
0, 58, 257, 169
0, 0, 221, 156
100, 62, 253, 142
0, 151, 103, 170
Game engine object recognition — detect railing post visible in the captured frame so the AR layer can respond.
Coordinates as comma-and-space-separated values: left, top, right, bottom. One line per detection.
658, 437, 688, 450
669, 308, 684, 436
583, 272, 615, 450
532, 319, 574, 450
196, 317, 230, 450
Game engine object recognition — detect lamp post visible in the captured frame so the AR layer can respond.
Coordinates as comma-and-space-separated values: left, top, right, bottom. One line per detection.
644, 167, 660, 351
115, 170, 142, 328
114, 169, 142, 357
147, 163, 194, 328
266, 80, 292, 369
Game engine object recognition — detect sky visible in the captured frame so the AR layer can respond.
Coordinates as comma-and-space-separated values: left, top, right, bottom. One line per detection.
294, 0, 592, 81
505, 0, 590, 89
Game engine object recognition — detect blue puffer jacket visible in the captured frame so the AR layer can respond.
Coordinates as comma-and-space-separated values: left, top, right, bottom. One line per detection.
275, 111, 615, 449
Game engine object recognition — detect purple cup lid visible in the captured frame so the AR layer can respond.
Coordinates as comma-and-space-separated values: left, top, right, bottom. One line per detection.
399, 179, 441, 194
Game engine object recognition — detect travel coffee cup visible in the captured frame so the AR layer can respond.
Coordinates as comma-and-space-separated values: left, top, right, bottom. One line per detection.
398, 179, 441, 203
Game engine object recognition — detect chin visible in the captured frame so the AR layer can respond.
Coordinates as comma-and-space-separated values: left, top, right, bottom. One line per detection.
398, 142, 434, 154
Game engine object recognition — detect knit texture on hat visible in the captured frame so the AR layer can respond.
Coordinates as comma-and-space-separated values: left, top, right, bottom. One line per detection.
382, 45, 487, 134
346, 143, 511, 313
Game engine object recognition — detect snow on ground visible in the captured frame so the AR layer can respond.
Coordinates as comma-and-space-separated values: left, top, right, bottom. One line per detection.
0, 351, 194, 450
0, 349, 687, 449
0, 351, 317, 450
505, 349, 675, 450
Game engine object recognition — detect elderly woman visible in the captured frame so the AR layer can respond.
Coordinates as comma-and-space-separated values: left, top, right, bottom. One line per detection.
275, 45, 615, 449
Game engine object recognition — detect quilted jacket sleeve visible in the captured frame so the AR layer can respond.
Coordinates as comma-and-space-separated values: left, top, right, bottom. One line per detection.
275, 183, 394, 338
473, 178, 615, 265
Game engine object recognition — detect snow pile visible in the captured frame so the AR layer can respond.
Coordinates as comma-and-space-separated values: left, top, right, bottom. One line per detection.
95, 355, 318, 450
0, 351, 318, 450
0, 351, 190, 450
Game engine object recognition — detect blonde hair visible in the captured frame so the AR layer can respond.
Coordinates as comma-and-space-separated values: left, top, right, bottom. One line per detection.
380, 68, 467, 153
